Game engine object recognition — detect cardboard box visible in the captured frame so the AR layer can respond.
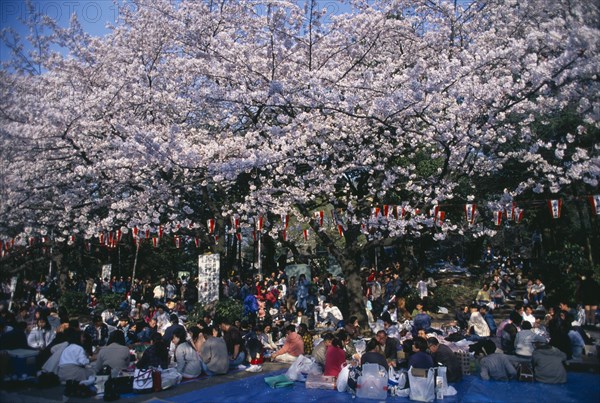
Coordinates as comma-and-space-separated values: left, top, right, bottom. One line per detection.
410, 367, 427, 378
305, 374, 336, 389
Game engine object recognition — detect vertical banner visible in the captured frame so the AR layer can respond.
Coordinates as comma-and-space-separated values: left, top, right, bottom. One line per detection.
515, 208, 524, 223
436, 210, 445, 225
101, 264, 112, 281
505, 203, 515, 221
207, 219, 215, 234
198, 254, 220, 305
314, 211, 324, 227
494, 211, 503, 226
465, 203, 477, 224
548, 199, 562, 219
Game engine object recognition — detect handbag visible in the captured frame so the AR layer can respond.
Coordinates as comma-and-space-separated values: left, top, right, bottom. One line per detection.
133, 368, 155, 392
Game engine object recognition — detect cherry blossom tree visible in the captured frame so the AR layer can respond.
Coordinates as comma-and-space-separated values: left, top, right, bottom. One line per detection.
1, 0, 598, 322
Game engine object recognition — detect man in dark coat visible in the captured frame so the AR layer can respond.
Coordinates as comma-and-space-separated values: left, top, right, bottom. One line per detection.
427, 337, 462, 382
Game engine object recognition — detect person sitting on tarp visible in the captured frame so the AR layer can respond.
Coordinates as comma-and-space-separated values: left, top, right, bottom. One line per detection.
136, 332, 169, 370
532, 340, 567, 384
479, 305, 497, 336
475, 340, 517, 381
361, 338, 389, 369
324, 334, 346, 378
94, 330, 130, 377
515, 321, 546, 358
271, 324, 303, 363
376, 330, 401, 368
408, 337, 433, 369
199, 325, 229, 376
172, 327, 202, 380
427, 337, 462, 383
57, 328, 95, 383
163, 314, 185, 344
455, 305, 471, 331
312, 332, 334, 369
220, 318, 247, 368
83, 315, 109, 347
467, 305, 490, 340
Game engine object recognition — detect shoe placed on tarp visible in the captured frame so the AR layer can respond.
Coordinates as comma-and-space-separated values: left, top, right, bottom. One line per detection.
245, 365, 262, 373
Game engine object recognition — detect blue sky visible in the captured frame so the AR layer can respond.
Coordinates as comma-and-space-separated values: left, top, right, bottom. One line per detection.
0, 0, 354, 63
1, 1, 472, 64
1, 0, 119, 61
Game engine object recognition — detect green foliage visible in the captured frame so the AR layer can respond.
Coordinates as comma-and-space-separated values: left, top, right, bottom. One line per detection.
214, 298, 244, 325
543, 243, 592, 306
186, 303, 206, 325
59, 290, 88, 315
428, 283, 478, 309
97, 293, 123, 310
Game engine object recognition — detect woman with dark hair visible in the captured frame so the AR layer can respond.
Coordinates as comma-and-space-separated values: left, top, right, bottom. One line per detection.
324, 335, 346, 377
189, 326, 205, 353
57, 328, 95, 382
173, 327, 202, 379
361, 338, 388, 369
28, 316, 56, 350
408, 337, 433, 369
344, 316, 361, 340
136, 332, 169, 370
95, 330, 131, 376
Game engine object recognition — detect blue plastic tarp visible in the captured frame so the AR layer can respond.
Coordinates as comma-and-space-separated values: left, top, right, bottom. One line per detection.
154, 370, 600, 403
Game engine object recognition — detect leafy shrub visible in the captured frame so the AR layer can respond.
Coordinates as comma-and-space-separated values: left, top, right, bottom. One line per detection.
97, 293, 123, 311
543, 243, 592, 306
59, 291, 88, 315
214, 298, 243, 325
186, 303, 206, 325
428, 284, 478, 309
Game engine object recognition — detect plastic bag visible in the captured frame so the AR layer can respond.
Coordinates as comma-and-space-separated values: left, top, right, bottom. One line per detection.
285, 355, 321, 382
388, 367, 406, 389
435, 366, 448, 395
336, 362, 350, 392
408, 366, 435, 402
160, 368, 182, 390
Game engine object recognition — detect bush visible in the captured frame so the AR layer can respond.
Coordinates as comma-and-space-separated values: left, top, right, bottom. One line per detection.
214, 298, 243, 325
428, 284, 478, 309
186, 303, 206, 325
59, 291, 88, 315
543, 243, 592, 306
97, 293, 123, 311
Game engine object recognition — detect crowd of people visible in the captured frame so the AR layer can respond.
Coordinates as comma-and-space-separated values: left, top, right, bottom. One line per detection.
0, 249, 598, 394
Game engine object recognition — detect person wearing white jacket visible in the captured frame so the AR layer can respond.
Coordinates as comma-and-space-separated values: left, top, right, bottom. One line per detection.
317, 301, 344, 326
27, 317, 56, 350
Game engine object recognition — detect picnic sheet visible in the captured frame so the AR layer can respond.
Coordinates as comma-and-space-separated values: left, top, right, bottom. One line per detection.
156, 370, 600, 403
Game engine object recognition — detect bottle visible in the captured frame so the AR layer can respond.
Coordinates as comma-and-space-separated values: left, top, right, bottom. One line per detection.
436, 376, 444, 400
152, 369, 162, 392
